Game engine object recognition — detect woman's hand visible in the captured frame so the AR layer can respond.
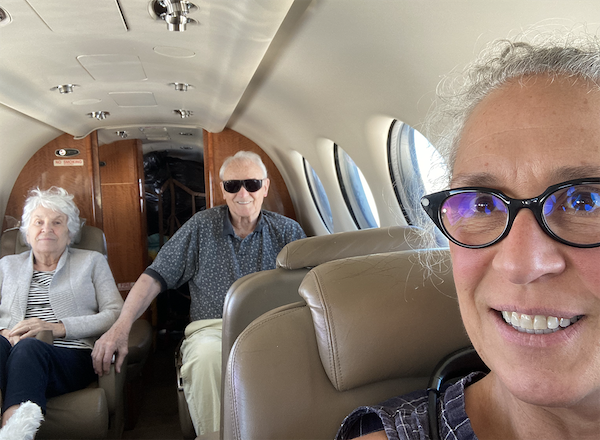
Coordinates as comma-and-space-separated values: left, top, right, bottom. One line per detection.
0, 329, 20, 346
9, 318, 66, 341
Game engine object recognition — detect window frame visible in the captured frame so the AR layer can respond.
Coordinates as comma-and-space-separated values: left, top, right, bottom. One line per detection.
334, 144, 380, 229
303, 158, 334, 233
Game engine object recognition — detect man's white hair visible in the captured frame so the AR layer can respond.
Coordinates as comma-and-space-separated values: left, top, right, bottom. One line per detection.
219, 151, 268, 180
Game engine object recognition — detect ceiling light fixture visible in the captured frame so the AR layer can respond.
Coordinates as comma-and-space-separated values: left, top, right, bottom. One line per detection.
88, 111, 110, 120
116, 130, 128, 139
51, 84, 79, 94
169, 82, 193, 92
148, 0, 198, 32
173, 109, 193, 118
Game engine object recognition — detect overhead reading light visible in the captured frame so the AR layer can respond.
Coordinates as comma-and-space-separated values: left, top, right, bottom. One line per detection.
51, 84, 79, 94
116, 130, 128, 139
174, 109, 193, 118
169, 82, 193, 92
88, 111, 110, 120
148, 0, 198, 32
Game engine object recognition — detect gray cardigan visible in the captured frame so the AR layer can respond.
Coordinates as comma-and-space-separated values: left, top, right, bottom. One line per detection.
0, 247, 123, 347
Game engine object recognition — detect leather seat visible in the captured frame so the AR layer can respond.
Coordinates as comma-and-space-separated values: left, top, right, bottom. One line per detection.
0, 225, 152, 439
222, 225, 424, 373
177, 225, 424, 439
223, 249, 472, 439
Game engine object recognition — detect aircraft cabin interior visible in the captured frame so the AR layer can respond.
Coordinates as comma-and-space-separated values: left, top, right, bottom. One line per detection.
0, 0, 599, 439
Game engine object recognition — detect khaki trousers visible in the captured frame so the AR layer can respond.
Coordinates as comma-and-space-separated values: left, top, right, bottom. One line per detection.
180, 319, 223, 436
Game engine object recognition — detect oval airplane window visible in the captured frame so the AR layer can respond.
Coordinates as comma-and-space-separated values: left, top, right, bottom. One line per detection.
388, 119, 448, 226
334, 145, 380, 229
303, 158, 334, 233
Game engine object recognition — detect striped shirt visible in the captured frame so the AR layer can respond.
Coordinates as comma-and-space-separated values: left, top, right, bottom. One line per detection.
336, 372, 485, 440
25, 270, 90, 349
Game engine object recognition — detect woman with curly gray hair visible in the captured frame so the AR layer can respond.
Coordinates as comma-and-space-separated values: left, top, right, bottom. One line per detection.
338, 32, 600, 440
0, 187, 123, 438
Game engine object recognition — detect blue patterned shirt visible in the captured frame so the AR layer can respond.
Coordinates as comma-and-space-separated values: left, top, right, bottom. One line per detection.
336, 373, 484, 440
145, 205, 306, 320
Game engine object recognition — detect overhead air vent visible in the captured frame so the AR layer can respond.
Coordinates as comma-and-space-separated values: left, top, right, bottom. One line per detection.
169, 82, 193, 92
51, 84, 78, 94
174, 109, 193, 118
88, 111, 110, 120
148, 0, 198, 32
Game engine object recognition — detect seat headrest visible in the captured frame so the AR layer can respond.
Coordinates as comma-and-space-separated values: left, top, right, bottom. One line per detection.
298, 248, 470, 392
2, 224, 107, 257
276, 226, 422, 270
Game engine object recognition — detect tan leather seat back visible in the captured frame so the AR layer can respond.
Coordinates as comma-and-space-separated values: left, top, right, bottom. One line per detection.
222, 226, 423, 365
0, 224, 107, 258
224, 249, 471, 440
276, 225, 422, 269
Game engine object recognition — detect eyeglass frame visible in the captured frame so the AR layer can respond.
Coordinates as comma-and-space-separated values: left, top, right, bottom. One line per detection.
221, 178, 266, 194
420, 177, 600, 249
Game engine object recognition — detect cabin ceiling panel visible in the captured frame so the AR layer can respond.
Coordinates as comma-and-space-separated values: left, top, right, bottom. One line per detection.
24, 0, 127, 33
233, 0, 600, 157
0, 0, 294, 139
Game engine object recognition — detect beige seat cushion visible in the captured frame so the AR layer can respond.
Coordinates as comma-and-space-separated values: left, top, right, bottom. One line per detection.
224, 249, 472, 440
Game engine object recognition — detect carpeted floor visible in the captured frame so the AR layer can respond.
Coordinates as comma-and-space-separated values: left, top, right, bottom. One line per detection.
122, 337, 185, 440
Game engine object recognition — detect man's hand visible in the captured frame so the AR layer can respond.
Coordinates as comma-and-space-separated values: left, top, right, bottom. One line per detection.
92, 320, 130, 376
92, 273, 161, 376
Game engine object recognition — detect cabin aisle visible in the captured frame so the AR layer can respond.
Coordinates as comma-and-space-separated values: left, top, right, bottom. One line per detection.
122, 337, 184, 439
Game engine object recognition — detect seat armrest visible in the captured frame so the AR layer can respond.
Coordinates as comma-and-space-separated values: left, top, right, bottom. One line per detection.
127, 319, 152, 362
98, 356, 128, 414
35, 330, 54, 345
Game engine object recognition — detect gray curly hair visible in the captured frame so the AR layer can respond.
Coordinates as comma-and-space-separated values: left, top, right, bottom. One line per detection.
418, 31, 600, 251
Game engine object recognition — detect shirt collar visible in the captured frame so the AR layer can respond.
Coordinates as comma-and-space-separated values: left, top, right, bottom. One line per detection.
222, 207, 265, 237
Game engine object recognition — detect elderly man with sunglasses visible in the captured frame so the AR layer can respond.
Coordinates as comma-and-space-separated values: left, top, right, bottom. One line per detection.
92, 151, 305, 439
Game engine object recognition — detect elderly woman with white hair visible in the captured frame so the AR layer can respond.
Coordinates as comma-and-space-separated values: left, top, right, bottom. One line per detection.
0, 187, 123, 438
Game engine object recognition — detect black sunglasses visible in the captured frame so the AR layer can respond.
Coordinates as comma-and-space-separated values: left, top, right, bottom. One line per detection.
222, 179, 264, 193
420, 177, 600, 249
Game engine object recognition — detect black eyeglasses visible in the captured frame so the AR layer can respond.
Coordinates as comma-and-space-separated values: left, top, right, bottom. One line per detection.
222, 179, 264, 194
420, 178, 600, 249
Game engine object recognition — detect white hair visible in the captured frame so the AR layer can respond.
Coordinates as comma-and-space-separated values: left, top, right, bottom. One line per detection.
20, 187, 81, 242
219, 151, 268, 180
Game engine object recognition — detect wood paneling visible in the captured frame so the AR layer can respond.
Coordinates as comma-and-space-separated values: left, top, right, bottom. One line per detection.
2, 133, 149, 301
99, 139, 148, 296
2, 133, 101, 230
203, 128, 297, 220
